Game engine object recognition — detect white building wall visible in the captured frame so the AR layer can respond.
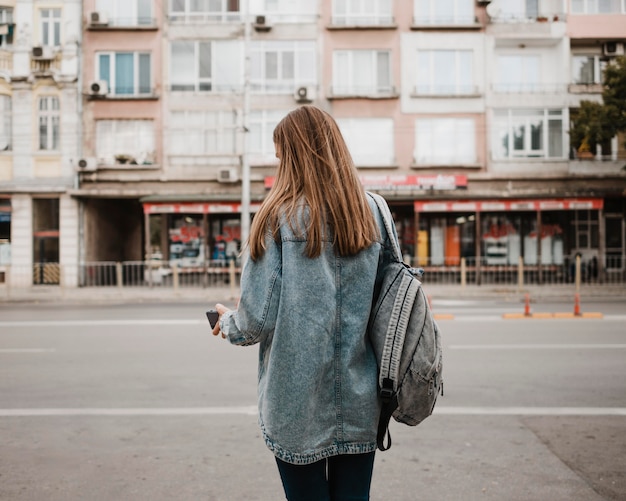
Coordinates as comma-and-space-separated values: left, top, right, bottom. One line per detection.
400, 32, 486, 115
7, 195, 32, 286
59, 194, 78, 287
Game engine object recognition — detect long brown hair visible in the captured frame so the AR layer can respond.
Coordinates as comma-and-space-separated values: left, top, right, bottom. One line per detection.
248, 105, 378, 260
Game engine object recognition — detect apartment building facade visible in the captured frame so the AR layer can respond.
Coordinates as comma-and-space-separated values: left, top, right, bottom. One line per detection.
1, 0, 625, 287
0, 0, 81, 286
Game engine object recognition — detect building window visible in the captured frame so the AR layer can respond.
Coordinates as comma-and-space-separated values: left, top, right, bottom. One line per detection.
332, 0, 393, 26
416, 50, 474, 95
41, 8, 61, 46
169, 110, 237, 155
0, 7, 14, 46
498, 0, 539, 19
96, 120, 155, 165
571, 55, 606, 84
571, 0, 626, 14
97, 52, 151, 96
0, 95, 10, 151
95, 0, 153, 26
336, 118, 394, 166
493, 109, 565, 159
250, 0, 317, 22
495, 55, 540, 92
250, 41, 316, 93
415, 118, 476, 165
414, 0, 474, 25
33, 198, 60, 284
332, 50, 392, 96
38, 96, 59, 151
249, 110, 285, 163
170, 40, 243, 92
170, 0, 241, 22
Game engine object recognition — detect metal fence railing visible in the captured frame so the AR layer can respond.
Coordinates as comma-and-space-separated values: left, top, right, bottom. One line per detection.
1, 256, 624, 291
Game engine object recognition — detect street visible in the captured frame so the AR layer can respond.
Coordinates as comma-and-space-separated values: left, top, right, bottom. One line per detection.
1, 299, 625, 500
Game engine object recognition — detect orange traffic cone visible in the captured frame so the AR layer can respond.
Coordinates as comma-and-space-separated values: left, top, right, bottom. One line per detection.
524, 293, 531, 316
574, 293, 581, 316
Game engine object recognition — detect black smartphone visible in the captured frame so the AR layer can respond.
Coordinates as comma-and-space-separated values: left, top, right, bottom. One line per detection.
206, 309, 219, 328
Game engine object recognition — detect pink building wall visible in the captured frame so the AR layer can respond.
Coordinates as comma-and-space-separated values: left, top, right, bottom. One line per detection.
81, 0, 163, 165
568, 15, 626, 39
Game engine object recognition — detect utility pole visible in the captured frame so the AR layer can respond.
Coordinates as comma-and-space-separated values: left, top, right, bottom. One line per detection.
240, 0, 252, 260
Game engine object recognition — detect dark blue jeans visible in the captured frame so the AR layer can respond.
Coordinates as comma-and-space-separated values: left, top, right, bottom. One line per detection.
275, 452, 375, 501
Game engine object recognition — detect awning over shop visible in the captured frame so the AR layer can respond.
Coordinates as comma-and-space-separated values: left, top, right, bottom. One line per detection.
264, 174, 468, 191
143, 202, 262, 215
414, 198, 604, 213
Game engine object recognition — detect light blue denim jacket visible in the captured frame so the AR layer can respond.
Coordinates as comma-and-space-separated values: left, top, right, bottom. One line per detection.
220, 195, 393, 464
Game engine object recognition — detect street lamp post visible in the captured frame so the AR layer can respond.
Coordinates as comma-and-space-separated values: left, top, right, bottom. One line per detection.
240, 0, 252, 262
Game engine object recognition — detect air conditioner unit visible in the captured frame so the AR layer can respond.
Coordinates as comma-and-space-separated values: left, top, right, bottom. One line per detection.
294, 86, 315, 103
77, 158, 97, 171
31, 46, 54, 60
89, 80, 109, 96
253, 15, 272, 32
90, 11, 109, 26
603, 42, 625, 57
217, 167, 239, 183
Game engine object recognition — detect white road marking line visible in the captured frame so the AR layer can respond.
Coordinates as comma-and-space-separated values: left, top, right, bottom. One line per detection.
0, 406, 624, 417
434, 407, 626, 416
0, 407, 258, 417
0, 348, 56, 353
449, 344, 626, 350
0, 319, 203, 327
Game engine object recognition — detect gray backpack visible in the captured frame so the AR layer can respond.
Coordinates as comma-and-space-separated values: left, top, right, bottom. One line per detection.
368, 193, 443, 451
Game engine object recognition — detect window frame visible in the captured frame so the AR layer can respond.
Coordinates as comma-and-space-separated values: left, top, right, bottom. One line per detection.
414, 117, 477, 165
332, 49, 393, 96
95, 0, 154, 26
494, 54, 541, 93
415, 49, 475, 96
96, 51, 152, 96
493, 109, 566, 160
0, 95, 11, 151
571, 54, 606, 84
40, 8, 61, 47
336, 117, 395, 167
250, 40, 316, 93
38, 96, 60, 152
331, 0, 393, 26
413, 0, 475, 25
95, 119, 156, 165
168, 110, 238, 156
571, 0, 626, 14
169, 0, 241, 23
169, 40, 243, 92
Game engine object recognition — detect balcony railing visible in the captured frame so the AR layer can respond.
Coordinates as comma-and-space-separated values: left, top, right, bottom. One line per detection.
492, 83, 567, 94
329, 85, 398, 99
413, 84, 481, 97
330, 15, 395, 27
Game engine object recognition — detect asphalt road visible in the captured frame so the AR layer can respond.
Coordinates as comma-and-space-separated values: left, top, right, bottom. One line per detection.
0, 300, 625, 501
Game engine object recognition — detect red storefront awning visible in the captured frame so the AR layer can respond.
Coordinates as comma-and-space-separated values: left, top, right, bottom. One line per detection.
143, 202, 262, 215
414, 198, 604, 213
264, 174, 468, 191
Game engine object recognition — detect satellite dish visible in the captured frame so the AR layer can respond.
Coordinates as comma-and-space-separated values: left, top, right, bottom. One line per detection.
486, 0, 501, 18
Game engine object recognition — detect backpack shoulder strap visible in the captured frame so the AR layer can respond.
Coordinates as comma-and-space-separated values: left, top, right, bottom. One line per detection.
367, 192, 403, 263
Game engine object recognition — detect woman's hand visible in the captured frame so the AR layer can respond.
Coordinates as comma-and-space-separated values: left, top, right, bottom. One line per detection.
212, 303, 232, 338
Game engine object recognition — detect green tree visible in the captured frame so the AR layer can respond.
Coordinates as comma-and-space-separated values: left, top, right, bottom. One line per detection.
570, 56, 626, 156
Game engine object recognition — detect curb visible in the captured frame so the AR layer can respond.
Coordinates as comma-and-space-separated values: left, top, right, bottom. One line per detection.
502, 312, 604, 319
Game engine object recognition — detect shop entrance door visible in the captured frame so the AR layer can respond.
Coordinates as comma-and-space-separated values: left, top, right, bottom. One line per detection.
605, 214, 624, 272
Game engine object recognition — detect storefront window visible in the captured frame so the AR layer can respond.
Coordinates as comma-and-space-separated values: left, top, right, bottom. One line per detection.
0, 198, 10, 266
168, 215, 205, 268
33, 198, 60, 285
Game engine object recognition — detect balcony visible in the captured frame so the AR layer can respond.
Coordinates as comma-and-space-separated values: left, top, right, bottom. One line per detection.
328, 85, 399, 100
568, 83, 603, 94
87, 13, 158, 30
328, 15, 397, 29
488, 13, 567, 40
411, 15, 482, 30
491, 83, 567, 94
411, 85, 482, 98
0, 48, 11, 79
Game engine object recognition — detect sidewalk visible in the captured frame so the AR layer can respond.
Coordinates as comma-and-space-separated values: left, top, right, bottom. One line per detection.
1, 282, 625, 305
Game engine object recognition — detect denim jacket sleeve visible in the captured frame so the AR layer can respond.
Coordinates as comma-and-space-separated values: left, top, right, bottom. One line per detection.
219, 231, 282, 346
